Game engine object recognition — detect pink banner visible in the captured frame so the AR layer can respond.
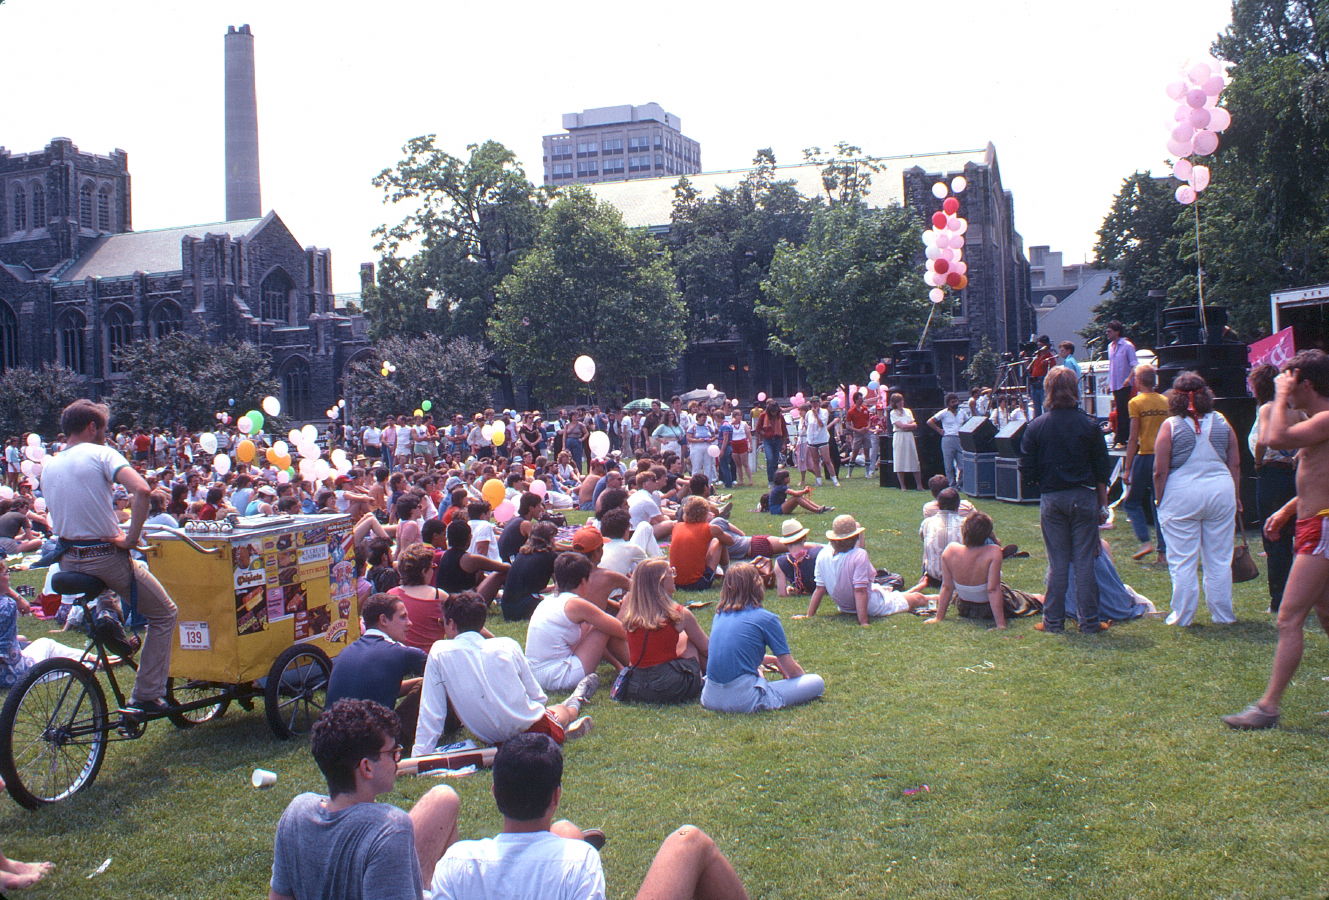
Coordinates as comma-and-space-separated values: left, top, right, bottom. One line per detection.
1248, 326, 1296, 368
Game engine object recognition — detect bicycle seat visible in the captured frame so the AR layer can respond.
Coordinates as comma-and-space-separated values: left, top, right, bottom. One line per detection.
52, 571, 108, 598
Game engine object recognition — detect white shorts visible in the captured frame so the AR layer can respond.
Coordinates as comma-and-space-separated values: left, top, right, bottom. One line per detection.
836, 585, 910, 618
530, 655, 586, 692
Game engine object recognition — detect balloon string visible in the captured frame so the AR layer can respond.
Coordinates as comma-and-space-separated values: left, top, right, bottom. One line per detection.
918, 304, 937, 351
1193, 197, 1208, 339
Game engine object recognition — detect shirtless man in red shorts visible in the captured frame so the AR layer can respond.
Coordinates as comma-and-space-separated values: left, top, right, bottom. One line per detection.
1225, 350, 1329, 729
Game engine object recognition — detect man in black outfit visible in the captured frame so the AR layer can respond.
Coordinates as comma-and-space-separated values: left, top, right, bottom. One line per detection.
1021, 367, 1112, 634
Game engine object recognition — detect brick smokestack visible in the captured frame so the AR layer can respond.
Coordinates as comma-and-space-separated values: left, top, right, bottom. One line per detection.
224, 24, 261, 220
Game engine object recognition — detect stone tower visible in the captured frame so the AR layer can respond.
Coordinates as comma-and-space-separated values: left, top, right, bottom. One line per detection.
224, 24, 262, 220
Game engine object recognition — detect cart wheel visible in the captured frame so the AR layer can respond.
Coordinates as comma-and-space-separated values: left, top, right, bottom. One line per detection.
264, 645, 330, 739
165, 678, 231, 729
0, 658, 109, 809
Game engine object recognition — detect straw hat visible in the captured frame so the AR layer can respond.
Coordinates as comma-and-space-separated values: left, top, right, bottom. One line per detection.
780, 519, 810, 543
825, 514, 866, 542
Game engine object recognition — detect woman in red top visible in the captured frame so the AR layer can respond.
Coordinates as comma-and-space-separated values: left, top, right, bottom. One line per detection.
388, 543, 449, 651
615, 558, 708, 703
668, 497, 731, 591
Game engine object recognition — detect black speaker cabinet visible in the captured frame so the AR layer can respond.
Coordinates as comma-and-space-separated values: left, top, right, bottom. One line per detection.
958, 415, 997, 453
994, 421, 1027, 457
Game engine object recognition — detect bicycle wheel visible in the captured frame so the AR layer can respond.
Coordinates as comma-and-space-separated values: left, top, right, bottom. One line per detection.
263, 645, 330, 739
0, 658, 109, 809
166, 678, 231, 729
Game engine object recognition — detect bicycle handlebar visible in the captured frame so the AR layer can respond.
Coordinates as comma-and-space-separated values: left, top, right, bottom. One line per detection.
141, 525, 223, 556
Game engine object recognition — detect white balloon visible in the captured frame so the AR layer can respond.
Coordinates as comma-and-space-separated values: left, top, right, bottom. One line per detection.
573, 355, 596, 382
705, 383, 715, 392
261, 396, 281, 417
273, 441, 289, 457
480, 424, 494, 441
213, 454, 232, 476
25, 433, 41, 446
314, 460, 333, 481
931, 182, 948, 199
929, 288, 946, 304
588, 431, 610, 459
950, 176, 967, 193
237, 417, 253, 435
298, 440, 320, 459
331, 448, 348, 466
288, 428, 302, 445
301, 424, 317, 444
199, 432, 218, 454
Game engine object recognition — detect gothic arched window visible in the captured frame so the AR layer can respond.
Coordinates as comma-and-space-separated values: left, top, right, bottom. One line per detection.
0, 302, 18, 372
79, 183, 94, 228
97, 186, 112, 232
58, 310, 86, 375
31, 183, 45, 229
260, 269, 293, 323
104, 306, 133, 374
12, 186, 26, 231
280, 358, 312, 421
150, 300, 183, 339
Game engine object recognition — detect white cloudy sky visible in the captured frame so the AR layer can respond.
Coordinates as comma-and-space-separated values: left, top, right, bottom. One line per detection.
4, 0, 1234, 292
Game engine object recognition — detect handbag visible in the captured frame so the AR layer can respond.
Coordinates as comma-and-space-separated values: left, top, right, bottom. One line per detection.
610, 629, 651, 701
1232, 514, 1260, 583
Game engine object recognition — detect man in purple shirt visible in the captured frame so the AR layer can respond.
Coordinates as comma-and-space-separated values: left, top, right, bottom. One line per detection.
1106, 321, 1138, 446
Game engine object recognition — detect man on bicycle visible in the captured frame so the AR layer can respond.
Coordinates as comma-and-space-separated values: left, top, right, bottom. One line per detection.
40, 399, 178, 715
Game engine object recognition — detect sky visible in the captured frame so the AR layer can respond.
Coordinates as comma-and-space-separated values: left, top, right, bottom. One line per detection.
3, 0, 1236, 293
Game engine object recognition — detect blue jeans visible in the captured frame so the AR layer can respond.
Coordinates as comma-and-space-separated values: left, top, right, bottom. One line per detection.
1031, 382, 1045, 418
567, 437, 584, 472
1122, 454, 1165, 553
941, 435, 963, 487
700, 671, 825, 712
380, 444, 393, 470
762, 437, 784, 485
718, 447, 735, 487
1039, 487, 1101, 631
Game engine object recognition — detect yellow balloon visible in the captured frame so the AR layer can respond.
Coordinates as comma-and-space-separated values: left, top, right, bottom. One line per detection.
237, 440, 256, 463
265, 447, 281, 465
492, 428, 506, 447
275, 453, 292, 469
482, 478, 505, 508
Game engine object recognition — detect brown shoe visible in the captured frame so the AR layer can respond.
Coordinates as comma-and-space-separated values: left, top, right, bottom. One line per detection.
1079, 622, 1110, 634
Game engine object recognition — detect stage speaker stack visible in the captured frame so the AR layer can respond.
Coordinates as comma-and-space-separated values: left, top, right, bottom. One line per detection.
993, 420, 1039, 503
879, 345, 946, 488
957, 416, 996, 497
1151, 304, 1257, 518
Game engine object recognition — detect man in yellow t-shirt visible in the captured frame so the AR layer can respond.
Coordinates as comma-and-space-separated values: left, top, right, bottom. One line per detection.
1122, 364, 1170, 562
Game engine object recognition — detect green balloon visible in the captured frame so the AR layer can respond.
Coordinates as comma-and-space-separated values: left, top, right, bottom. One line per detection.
421, 400, 432, 412
247, 410, 265, 433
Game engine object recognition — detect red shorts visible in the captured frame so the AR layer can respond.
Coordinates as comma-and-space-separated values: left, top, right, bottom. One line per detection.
1294, 514, 1329, 558
750, 535, 773, 558
523, 709, 566, 745
731, 439, 750, 454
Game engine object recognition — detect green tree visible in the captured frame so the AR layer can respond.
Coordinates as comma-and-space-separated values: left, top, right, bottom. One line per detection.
491, 187, 686, 404
1091, 172, 1190, 345
0, 364, 83, 440
369, 137, 544, 342
668, 150, 817, 347
964, 337, 1001, 391
342, 335, 493, 422
108, 333, 278, 429
759, 203, 926, 392
802, 142, 883, 205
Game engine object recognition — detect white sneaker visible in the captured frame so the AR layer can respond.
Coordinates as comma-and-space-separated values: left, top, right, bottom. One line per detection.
569, 672, 600, 705
566, 716, 594, 741
832, 478, 840, 487
816, 477, 823, 486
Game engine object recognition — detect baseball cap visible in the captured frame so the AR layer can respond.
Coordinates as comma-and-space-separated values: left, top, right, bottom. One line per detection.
571, 526, 603, 554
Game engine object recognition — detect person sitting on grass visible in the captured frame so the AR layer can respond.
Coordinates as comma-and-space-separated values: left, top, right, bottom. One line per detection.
926, 511, 1010, 629
525, 552, 629, 692
701, 563, 824, 713
0, 559, 92, 688
759, 469, 832, 516
1065, 539, 1157, 623
270, 698, 462, 900
326, 592, 428, 750
433, 520, 508, 604
429, 733, 750, 900
614, 558, 708, 704
773, 519, 824, 597
668, 496, 735, 592
921, 474, 975, 519
500, 522, 560, 622
597, 508, 649, 577
912, 488, 966, 591
388, 543, 452, 652
413, 592, 597, 756
567, 526, 632, 612
798, 515, 931, 626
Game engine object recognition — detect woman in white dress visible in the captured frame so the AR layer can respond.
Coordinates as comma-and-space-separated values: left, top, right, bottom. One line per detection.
888, 393, 921, 490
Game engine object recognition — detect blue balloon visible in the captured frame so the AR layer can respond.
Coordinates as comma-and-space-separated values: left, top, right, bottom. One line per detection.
228, 398, 235, 406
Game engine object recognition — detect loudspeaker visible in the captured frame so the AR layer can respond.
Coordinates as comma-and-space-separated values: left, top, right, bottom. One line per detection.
958, 416, 996, 453
995, 456, 1039, 503
960, 451, 997, 498
994, 421, 1026, 457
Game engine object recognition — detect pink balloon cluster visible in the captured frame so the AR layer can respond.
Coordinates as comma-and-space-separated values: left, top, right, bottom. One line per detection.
1165, 62, 1230, 205
922, 177, 969, 302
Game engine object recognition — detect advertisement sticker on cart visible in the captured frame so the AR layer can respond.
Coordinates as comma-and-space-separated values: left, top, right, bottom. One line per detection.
179, 621, 211, 650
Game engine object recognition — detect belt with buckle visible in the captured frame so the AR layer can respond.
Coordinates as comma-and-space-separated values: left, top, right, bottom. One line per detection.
65, 543, 116, 559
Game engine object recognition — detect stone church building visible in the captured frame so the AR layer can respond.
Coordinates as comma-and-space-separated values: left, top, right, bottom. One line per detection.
0, 137, 370, 420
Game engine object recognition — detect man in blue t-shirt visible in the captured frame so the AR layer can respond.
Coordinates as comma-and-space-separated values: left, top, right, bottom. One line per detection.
326, 594, 428, 747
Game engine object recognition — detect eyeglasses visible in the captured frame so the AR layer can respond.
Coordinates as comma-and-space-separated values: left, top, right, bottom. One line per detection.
369, 744, 403, 762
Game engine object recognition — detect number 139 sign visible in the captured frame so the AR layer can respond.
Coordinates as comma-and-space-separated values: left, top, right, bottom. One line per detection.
179, 622, 211, 651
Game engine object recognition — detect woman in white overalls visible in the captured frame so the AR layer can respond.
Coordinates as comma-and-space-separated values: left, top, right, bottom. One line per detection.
1152, 372, 1241, 626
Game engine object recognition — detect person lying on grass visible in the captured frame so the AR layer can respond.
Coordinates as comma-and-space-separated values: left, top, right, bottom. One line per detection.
701, 563, 824, 713
428, 733, 750, 900
613, 558, 708, 704
796, 515, 931, 626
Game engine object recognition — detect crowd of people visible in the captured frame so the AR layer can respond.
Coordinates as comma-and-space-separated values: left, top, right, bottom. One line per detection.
3, 338, 1328, 893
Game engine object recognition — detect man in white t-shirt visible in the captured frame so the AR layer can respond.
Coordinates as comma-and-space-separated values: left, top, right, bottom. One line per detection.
796, 515, 929, 626
429, 734, 749, 900
927, 393, 971, 488
40, 400, 178, 713
626, 471, 675, 541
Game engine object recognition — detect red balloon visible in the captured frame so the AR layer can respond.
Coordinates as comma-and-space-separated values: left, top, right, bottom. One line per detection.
946, 271, 963, 288
942, 197, 960, 215
875, 363, 886, 374
934, 259, 949, 274
931, 211, 948, 229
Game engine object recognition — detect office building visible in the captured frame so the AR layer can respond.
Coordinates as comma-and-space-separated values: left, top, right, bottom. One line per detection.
543, 103, 700, 186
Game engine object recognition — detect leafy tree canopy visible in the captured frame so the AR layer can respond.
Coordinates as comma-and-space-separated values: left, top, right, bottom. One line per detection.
108, 333, 278, 430
343, 335, 493, 421
491, 187, 686, 405
0, 365, 83, 440
760, 203, 927, 392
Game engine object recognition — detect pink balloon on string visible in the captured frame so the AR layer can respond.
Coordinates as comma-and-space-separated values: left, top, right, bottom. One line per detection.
1171, 123, 1195, 144
1208, 107, 1231, 131
1204, 75, 1225, 96
756, 391, 767, 402
1175, 185, 1197, 205
1190, 165, 1211, 191
935, 232, 951, 250
1174, 105, 1191, 122
1188, 108, 1211, 129
948, 217, 964, 232
1186, 89, 1208, 108
929, 288, 945, 303
1192, 131, 1219, 156
1165, 81, 1187, 100
1167, 137, 1193, 158
1173, 158, 1193, 181
1188, 63, 1211, 84
953, 261, 967, 276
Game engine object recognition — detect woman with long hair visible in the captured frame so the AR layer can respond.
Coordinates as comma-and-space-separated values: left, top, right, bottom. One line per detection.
500, 521, 560, 621
614, 558, 708, 703
1153, 370, 1240, 626
700, 563, 824, 713
653, 410, 686, 458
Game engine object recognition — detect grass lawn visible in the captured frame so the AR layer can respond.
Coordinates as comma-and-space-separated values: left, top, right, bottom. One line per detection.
3, 477, 1327, 898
